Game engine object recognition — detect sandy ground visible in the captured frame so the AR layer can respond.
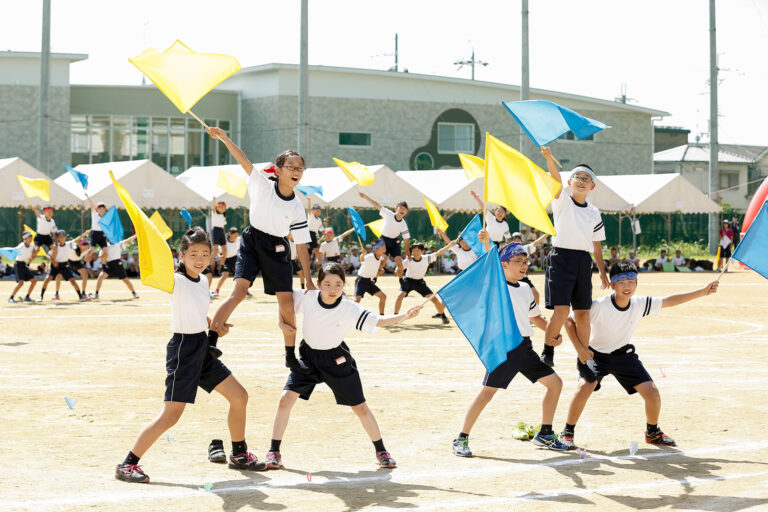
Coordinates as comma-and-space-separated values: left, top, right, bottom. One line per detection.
1, 270, 767, 512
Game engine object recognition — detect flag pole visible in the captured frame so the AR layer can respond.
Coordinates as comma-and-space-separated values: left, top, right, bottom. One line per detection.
715, 257, 731, 282
188, 110, 209, 129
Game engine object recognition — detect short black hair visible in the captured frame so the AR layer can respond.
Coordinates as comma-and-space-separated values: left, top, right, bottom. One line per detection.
396, 201, 409, 210
411, 242, 426, 251
609, 260, 638, 278
575, 163, 594, 172
228, 227, 239, 234
318, 262, 346, 286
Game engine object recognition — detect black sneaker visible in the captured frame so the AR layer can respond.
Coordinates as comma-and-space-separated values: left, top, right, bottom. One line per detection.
441, 314, 450, 325
432, 313, 442, 318
645, 430, 676, 446
115, 463, 150, 483
229, 451, 267, 471
208, 439, 226, 463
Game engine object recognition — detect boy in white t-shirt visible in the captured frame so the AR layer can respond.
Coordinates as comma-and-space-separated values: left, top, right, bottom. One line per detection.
9, 230, 38, 303
318, 227, 355, 263
540, 146, 608, 368
354, 239, 388, 314
559, 261, 719, 449
436, 229, 477, 273
359, 192, 410, 277
654, 250, 670, 271
94, 235, 139, 299
394, 241, 455, 323
671, 250, 687, 268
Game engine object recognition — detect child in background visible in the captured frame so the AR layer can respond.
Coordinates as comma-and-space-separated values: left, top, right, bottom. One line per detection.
8, 231, 37, 303
358, 192, 410, 277
393, 241, 455, 324
671, 250, 687, 268
288, 234, 306, 290
511, 231, 548, 304
94, 235, 139, 300
85, 193, 109, 257
540, 146, 608, 368
115, 228, 266, 484
607, 247, 621, 270
470, 190, 512, 244
654, 250, 670, 271
31, 206, 57, 254
560, 262, 719, 449
318, 227, 355, 263
437, 229, 477, 273
265, 263, 422, 470
354, 239, 388, 314
39, 229, 89, 302
58, 239, 93, 298
214, 227, 240, 297
307, 200, 325, 271
717, 219, 734, 271
624, 249, 640, 267
210, 199, 227, 269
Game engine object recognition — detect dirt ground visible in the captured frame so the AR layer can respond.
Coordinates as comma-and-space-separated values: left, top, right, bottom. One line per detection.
1, 270, 767, 512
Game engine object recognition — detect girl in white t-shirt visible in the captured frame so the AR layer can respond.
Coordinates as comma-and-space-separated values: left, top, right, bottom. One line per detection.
115, 228, 266, 484
266, 263, 421, 470
210, 199, 227, 269
470, 190, 512, 244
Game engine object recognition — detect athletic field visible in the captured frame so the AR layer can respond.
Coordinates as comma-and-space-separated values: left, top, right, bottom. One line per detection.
2, 271, 767, 511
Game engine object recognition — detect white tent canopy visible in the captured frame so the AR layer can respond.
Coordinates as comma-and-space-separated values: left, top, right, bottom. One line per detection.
54, 160, 209, 209
396, 169, 472, 207
599, 173, 722, 214
176, 163, 273, 208
0, 157, 82, 208
300, 165, 423, 209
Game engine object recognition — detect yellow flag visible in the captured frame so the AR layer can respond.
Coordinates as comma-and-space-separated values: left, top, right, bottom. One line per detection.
333, 158, 375, 186
150, 211, 174, 240
23, 224, 46, 256
17, 175, 50, 202
129, 41, 241, 114
110, 171, 174, 293
484, 133, 561, 236
367, 219, 385, 238
423, 197, 449, 232
216, 169, 247, 198
458, 153, 485, 180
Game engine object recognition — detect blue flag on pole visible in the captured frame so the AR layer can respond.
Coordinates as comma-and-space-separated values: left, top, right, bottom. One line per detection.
459, 214, 486, 257
296, 185, 324, 197
348, 207, 367, 242
501, 100, 610, 146
733, 201, 768, 280
64, 165, 88, 190
437, 248, 522, 373
0, 247, 19, 262
180, 208, 192, 228
98, 206, 124, 244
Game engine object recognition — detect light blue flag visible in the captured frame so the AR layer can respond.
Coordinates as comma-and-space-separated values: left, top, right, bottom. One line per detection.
0, 247, 20, 262
437, 247, 522, 373
296, 185, 324, 197
98, 206, 124, 244
459, 214, 486, 257
501, 100, 610, 146
733, 201, 768, 280
65, 165, 88, 190
180, 208, 192, 228
348, 207, 367, 242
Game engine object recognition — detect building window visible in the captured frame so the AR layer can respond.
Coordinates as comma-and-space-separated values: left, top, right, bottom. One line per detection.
413, 152, 434, 170
339, 132, 371, 146
560, 132, 594, 141
720, 173, 739, 189
437, 123, 474, 154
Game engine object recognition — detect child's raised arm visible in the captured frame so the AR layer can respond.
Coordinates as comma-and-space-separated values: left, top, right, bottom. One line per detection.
436, 228, 451, 245
337, 228, 356, 241
469, 190, 484, 210
376, 305, 422, 327
661, 281, 718, 308
84, 193, 96, 211
358, 191, 381, 211
207, 126, 254, 175
541, 146, 562, 197
433, 239, 457, 258
31, 206, 41, 218
73, 229, 91, 244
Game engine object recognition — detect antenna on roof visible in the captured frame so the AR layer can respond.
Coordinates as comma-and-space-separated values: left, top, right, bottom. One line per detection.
615, 83, 636, 104
454, 48, 487, 80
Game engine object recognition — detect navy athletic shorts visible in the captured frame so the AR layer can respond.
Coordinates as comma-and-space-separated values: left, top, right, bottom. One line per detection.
212, 227, 226, 246
285, 341, 365, 406
577, 344, 652, 395
165, 332, 232, 403
381, 236, 402, 258
90, 230, 108, 249
235, 226, 292, 295
483, 338, 555, 388
400, 277, 433, 297
545, 247, 592, 310
354, 276, 381, 297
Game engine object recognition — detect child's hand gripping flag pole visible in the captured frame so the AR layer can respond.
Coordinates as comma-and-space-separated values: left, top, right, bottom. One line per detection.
434, 247, 522, 373
110, 171, 174, 293
333, 158, 375, 186
731, 200, 768, 280
129, 41, 241, 129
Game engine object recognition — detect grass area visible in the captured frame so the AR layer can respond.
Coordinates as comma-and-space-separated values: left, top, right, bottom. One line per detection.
604, 240, 714, 261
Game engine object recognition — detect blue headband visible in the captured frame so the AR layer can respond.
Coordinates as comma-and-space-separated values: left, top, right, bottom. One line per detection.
499, 243, 527, 262
611, 272, 638, 283
571, 165, 596, 180
372, 240, 385, 250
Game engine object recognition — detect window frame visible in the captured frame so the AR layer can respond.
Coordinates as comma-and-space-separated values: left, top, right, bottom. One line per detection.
437, 122, 475, 154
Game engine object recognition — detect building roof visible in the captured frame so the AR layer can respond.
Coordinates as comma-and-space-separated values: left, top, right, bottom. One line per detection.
0, 50, 87, 63
654, 125, 691, 134
654, 144, 755, 164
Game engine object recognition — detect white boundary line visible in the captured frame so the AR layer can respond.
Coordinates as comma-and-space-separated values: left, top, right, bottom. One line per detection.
3, 441, 767, 510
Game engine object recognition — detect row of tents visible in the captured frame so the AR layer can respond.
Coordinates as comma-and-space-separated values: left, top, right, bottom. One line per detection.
0, 157, 721, 217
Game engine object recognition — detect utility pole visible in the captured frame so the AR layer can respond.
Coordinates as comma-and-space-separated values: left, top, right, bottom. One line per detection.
708, 0, 719, 254
298, 0, 309, 157
454, 49, 487, 80
394, 33, 398, 72
39, 0, 51, 175
520, 0, 530, 158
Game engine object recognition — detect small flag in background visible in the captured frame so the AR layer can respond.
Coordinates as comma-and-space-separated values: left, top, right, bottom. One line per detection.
64, 165, 88, 190
367, 219, 385, 238
436, 248, 522, 373
424, 197, 449, 232
333, 158, 374, 186
296, 184, 324, 197
23, 225, 47, 256
459, 214, 486, 257
0, 248, 20, 262
17, 175, 50, 202
150, 211, 174, 240
98, 206, 125, 244
216, 169, 247, 199
110, 171, 174, 293
458, 153, 485, 180
348, 207, 367, 242
180, 208, 192, 228
733, 201, 768, 280
501, 100, 609, 146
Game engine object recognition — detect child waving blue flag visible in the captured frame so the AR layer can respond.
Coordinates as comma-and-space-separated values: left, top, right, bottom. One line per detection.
347, 207, 367, 242
98, 206, 125, 244
501, 100, 609, 146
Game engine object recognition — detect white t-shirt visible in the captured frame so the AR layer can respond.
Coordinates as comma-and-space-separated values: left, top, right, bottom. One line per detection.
585, 294, 663, 353
358, 252, 383, 278
105, 241, 127, 262
247, 169, 311, 244
350, 253, 362, 270
507, 280, 541, 338
36, 216, 56, 236
485, 212, 511, 243
14, 242, 36, 264
625, 256, 640, 266
91, 210, 103, 231
308, 212, 323, 234
69, 245, 89, 262
225, 236, 241, 259
211, 211, 226, 228
403, 253, 437, 280
293, 290, 380, 350
672, 256, 686, 266
379, 207, 410, 240
550, 186, 605, 252
441, 256, 457, 273
53, 241, 74, 263
169, 273, 210, 334
452, 246, 478, 270
655, 256, 669, 266
319, 237, 341, 258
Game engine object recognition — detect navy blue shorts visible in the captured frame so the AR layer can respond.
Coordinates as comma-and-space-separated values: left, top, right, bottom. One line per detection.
545, 247, 592, 310
577, 344, 652, 395
165, 332, 232, 403
34, 234, 53, 249
90, 230, 108, 249
325, 255, 341, 263
483, 338, 555, 388
309, 231, 320, 251
400, 277, 432, 297
49, 262, 76, 280
720, 246, 732, 259
212, 227, 226, 246
223, 256, 237, 274
354, 276, 381, 297
103, 259, 127, 279
70, 260, 85, 272
291, 259, 301, 273
235, 226, 292, 295
14, 262, 34, 282
285, 341, 365, 406
381, 236, 402, 258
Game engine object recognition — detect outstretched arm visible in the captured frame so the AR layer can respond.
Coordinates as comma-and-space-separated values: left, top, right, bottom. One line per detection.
433, 239, 457, 258
531, 233, 548, 248
207, 127, 254, 175
662, 281, 718, 308
436, 229, 451, 245
73, 229, 91, 244
336, 228, 356, 241
469, 190, 484, 210
541, 146, 562, 197
358, 191, 382, 210
121, 235, 137, 245
84, 193, 96, 211
376, 305, 422, 327
31, 207, 41, 218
